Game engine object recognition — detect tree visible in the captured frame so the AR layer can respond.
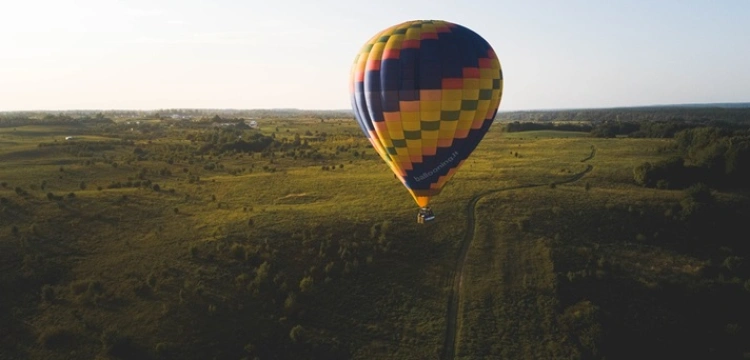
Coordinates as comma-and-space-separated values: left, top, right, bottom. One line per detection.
299, 276, 314, 293
724, 139, 750, 186
680, 183, 713, 220
289, 325, 305, 343
633, 157, 686, 189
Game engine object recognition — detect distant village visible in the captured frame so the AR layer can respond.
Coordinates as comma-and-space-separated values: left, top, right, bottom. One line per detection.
0, 108, 354, 129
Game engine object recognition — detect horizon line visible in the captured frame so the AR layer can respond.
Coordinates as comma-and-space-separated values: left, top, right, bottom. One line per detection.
1, 101, 748, 114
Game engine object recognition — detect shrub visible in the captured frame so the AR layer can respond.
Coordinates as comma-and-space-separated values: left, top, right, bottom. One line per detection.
633, 157, 687, 188
189, 244, 198, 258
680, 183, 714, 219
284, 293, 297, 312
230, 243, 247, 260
38, 326, 75, 349
289, 325, 305, 343
722, 256, 743, 273
299, 276, 314, 293
146, 272, 157, 288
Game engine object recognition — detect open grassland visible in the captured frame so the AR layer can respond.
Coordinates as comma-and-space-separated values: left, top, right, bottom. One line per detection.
1, 119, 748, 359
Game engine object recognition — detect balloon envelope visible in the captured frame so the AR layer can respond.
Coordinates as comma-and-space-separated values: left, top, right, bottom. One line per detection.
350, 20, 503, 208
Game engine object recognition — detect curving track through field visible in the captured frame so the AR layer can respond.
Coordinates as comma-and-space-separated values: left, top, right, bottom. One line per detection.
441, 145, 596, 360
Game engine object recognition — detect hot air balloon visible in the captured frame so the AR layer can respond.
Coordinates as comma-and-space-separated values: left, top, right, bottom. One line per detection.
350, 20, 503, 223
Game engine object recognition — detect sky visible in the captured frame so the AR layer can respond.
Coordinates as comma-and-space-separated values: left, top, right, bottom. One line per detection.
1, 0, 749, 111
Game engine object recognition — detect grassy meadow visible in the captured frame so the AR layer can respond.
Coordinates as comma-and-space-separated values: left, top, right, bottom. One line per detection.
0, 117, 748, 359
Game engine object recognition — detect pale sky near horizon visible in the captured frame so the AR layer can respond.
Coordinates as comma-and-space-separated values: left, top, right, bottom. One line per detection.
1, 0, 748, 112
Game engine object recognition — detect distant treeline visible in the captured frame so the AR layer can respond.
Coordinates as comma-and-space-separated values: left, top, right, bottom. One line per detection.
634, 126, 750, 189
1, 108, 353, 121
502, 121, 593, 133
0, 113, 114, 127
499, 119, 709, 138
499, 105, 750, 139
498, 104, 750, 124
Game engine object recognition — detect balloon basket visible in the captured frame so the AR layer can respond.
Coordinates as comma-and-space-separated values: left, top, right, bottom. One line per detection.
416, 207, 436, 224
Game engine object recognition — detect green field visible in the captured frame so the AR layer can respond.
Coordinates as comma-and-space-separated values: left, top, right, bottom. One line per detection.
1, 118, 748, 360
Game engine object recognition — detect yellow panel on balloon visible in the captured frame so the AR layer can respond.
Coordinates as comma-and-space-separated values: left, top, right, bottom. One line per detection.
421, 111, 441, 121
442, 89, 463, 101
406, 139, 422, 150
402, 120, 420, 131
401, 111, 420, 122
384, 35, 404, 49
441, 100, 462, 111
475, 100, 491, 116
463, 89, 480, 100
480, 69, 496, 80
440, 118, 459, 130
368, 42, 385, 58
409, 149, 424, 159
421, 100, 442, 111
463, 79, 480, 90
405, 27, 421, 40
394, 146, 410, 156
438, 129, 457, 141
386, 122, 404, 138
458, 110, 475, 122
422, 130, 439, 140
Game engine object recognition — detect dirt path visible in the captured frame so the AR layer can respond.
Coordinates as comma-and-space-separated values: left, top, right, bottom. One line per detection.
441, 145, 595, 360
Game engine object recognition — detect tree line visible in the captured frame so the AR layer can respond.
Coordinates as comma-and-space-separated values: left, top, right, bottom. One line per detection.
498, 104, 750, 124
634, 126, 750, 189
